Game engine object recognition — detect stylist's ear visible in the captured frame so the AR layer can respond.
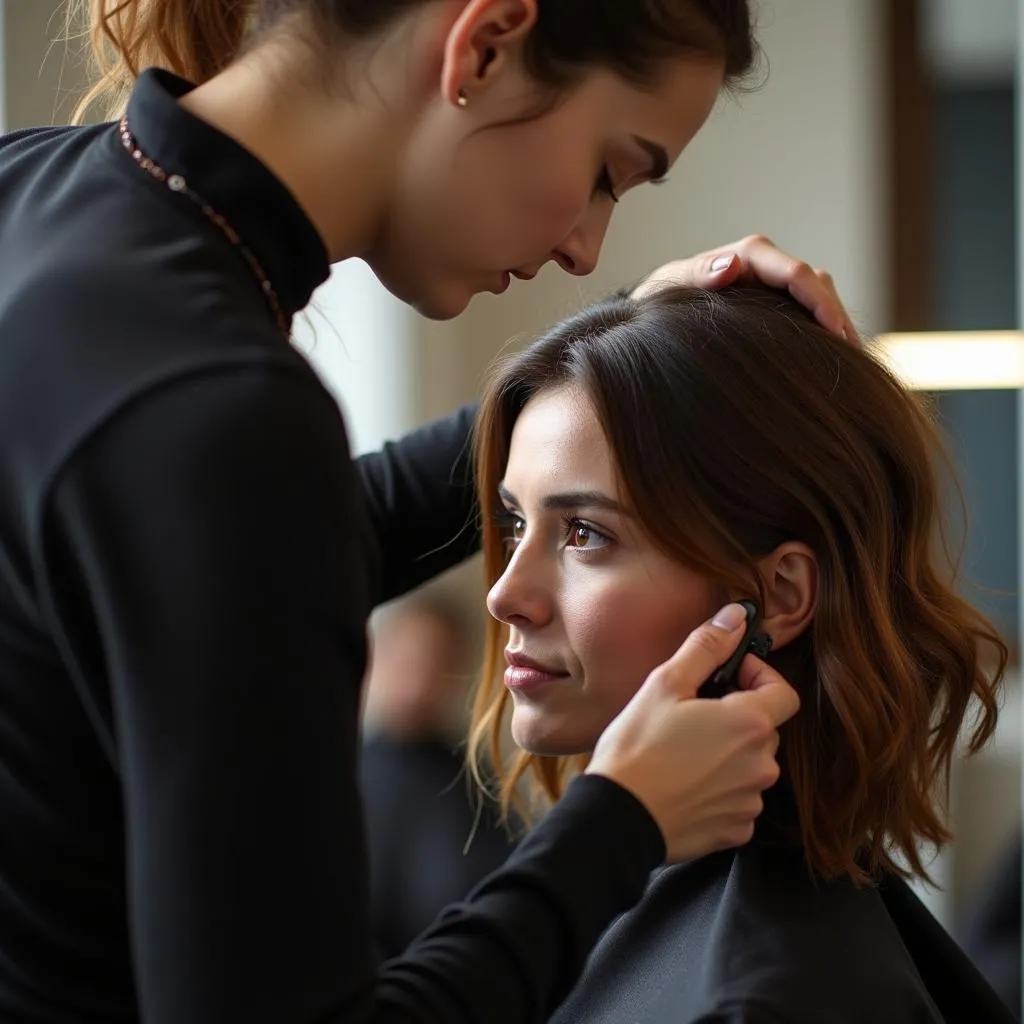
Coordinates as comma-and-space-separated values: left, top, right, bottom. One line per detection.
756, 543, 817, 650
440, 0, 538, 108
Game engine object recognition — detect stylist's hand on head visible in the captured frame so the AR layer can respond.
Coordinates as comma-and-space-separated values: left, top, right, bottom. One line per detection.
586, 603, 799, 863
632, 234, 859, 344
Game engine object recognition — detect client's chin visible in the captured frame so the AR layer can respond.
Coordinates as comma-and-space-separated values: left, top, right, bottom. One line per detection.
511, 709, 599, 758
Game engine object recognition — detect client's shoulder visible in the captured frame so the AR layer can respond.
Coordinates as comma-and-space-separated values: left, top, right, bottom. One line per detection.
549, 845, 940, 1024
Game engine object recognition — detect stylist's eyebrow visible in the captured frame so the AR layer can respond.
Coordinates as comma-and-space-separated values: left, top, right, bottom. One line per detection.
632, 136, 669, 182
498, 483, 628, 515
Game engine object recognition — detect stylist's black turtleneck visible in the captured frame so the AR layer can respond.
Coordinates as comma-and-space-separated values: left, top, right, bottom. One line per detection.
0, 70, 664, 1023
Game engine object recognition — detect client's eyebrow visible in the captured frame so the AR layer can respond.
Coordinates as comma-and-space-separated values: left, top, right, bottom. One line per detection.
498, 483, 628, 516
632, 136, 669, 182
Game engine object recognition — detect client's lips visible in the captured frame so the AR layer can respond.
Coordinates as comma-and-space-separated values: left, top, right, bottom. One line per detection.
504, 650, 570, 692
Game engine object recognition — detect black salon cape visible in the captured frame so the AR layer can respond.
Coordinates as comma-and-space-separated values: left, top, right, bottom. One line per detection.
0, 68, 665, 1023
550, 837, 1017, 1024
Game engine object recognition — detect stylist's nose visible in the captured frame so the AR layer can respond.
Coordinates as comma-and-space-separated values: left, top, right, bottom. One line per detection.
487, 548, 553, 630
553, 204, 612, 277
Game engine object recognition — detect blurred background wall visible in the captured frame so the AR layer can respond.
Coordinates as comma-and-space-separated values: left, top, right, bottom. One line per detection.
2, 0, 1020, 990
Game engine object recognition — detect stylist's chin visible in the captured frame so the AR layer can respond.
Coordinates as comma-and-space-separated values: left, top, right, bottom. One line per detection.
370, 263, 473, 321
415, 287, 474, 321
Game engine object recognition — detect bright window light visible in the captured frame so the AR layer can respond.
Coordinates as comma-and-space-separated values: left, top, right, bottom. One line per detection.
871, 332, 1024, 390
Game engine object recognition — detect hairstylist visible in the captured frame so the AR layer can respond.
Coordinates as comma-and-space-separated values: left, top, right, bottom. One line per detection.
0, 1, 853, 1022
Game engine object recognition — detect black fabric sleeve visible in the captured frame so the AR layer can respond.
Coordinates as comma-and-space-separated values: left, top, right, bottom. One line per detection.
356, 404, 480, 605
37, 367, 663, 1024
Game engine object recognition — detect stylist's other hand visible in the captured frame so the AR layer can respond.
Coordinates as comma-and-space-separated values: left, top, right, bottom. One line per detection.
585, 602, 799, 864
632, 234, 859, 344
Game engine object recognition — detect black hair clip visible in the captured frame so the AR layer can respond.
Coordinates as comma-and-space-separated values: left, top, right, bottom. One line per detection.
698, 600, 773, 699
748, 632, 774, 660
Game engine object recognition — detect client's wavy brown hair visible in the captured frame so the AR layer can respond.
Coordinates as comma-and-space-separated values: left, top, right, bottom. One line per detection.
469, 286, 1007, 885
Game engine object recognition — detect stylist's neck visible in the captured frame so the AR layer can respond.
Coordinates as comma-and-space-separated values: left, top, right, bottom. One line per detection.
178, 33, 421, 264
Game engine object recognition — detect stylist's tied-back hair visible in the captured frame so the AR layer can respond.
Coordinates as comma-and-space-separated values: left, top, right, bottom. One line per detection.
470, 286, 1007, 886
67, 0, 759, 121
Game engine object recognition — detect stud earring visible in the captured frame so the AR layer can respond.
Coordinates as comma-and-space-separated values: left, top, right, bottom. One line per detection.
457, 87, 469, 108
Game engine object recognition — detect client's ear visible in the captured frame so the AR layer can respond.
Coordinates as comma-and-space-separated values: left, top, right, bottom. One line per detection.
755, 542, 817, 650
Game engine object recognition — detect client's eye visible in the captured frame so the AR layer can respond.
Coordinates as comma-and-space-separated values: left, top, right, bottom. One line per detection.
565, 518, 609, 551
495, 509, 526, 550
511, 516, 526, 542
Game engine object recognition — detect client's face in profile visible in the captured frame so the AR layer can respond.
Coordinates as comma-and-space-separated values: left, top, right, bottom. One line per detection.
487, 383, 716, 755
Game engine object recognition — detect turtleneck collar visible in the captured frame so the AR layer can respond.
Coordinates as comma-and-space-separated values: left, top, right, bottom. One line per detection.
120, 68, 331, 322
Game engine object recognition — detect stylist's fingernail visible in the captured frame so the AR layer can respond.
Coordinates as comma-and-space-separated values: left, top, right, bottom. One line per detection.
711, 254, 734, 273
712, 603, 747, 631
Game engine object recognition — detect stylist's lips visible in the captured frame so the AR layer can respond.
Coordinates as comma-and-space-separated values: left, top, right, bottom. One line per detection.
504, 651, 570, 692
492, 270, 536, 295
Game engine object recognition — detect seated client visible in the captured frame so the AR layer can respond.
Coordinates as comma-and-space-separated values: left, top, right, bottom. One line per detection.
468, 286, 1012, 1024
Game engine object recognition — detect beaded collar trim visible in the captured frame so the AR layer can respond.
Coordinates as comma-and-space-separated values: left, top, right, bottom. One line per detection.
119, 118, 291, 340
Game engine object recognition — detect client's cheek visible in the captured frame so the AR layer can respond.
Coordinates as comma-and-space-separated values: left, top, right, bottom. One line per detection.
574, 589, 701, 697
569, 590, 664, 696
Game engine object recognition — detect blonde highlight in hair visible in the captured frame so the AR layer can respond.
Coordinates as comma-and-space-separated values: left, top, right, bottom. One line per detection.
65, 0, 254, 122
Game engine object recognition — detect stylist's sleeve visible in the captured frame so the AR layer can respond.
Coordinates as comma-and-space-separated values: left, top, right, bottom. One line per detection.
356, 403, 480, 603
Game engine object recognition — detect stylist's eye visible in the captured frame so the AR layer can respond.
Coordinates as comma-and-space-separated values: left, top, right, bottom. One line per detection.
593, 165, 619, 204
